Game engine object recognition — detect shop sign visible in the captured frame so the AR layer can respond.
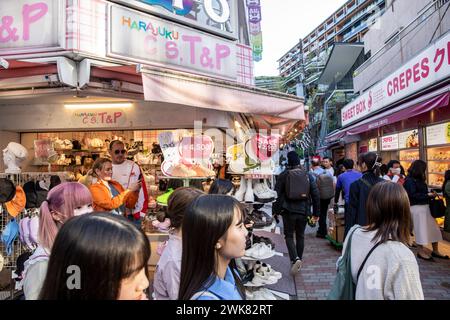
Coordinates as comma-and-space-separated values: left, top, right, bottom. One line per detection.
179, 135, 214, 161
110, 0, 238, 40
70, 110, 127, 128
342, 32, 450, 126
368, 138, 378, 152
158, 132, 215, 177
0, 0, 61, 54
398, 129, 419, 149
426, 122, 450, 146
108, 5, 237, 80
381, 134, 399, 151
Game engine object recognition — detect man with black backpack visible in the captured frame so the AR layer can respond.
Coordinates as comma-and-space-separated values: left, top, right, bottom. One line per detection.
273, 151, 320, 275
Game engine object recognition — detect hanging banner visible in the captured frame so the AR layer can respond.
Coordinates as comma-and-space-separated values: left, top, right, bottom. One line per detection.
246, 0, 263, 62
158, 132, 215, 177
108, 4, 237, 80
227, 134, 280, 175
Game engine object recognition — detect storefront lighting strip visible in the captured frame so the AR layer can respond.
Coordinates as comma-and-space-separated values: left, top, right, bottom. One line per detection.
64, 103, 133, 110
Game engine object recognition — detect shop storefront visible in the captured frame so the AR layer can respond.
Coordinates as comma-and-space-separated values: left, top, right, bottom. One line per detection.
324, 31, 450, 187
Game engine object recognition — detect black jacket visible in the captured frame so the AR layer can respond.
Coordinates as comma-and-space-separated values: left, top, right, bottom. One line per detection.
346, 171, 384, 236
403, 177, 430, 206
273, 167, 320, 216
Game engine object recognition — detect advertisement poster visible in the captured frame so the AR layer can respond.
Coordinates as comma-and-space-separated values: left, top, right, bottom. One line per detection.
368, 138, 378, 152
381, 134, 399, 151
398, 129, 419, 149
227, 133, 280, 175
158, 132, 215, 177
426, 122, 450, 146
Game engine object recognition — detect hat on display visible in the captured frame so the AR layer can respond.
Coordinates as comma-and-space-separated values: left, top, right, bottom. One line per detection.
3, 142, 28, 159
23, 181, 38, 209
5, 186, 26, 218
0, 178, 16, 204
72, 140, 82, 150
1, 218, 19, 256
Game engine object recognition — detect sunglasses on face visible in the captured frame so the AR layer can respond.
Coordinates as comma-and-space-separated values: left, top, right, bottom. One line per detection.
114, 150, 126, 155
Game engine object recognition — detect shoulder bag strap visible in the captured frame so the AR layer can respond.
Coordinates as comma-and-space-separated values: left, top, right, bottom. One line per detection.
190, 290, 220, 300
360, 178, 373, 189
126, 162, 136, 189
356, 242, 382, 281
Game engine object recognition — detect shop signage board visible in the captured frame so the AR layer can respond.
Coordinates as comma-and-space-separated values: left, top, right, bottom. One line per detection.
0, 0, 63, 54
368, 138, 378, 152
381, 134, 399, 151
398, 129, 419, 149
110, 0, 238, 40
69, 109, 128, 128
227, 134, 280, 175
108, 4, 237, 80
158, 132, 215, 177
426, 122, 450, 146
341, 32, 450, 126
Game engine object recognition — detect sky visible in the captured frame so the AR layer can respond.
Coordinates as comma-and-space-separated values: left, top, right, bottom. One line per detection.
254, 0, 348, 77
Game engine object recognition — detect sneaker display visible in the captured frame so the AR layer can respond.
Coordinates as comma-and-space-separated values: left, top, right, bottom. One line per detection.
262, 179, 277, 198
248, 268, 278, 286
233, 177, 247, 202
253, 181, 275, 203
259, 263, 282, 280
244, 178, 255, 203
244, 243, 275, 260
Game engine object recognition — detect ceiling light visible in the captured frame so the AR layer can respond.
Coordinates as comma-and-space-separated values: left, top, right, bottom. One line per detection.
64, 103, 133, 110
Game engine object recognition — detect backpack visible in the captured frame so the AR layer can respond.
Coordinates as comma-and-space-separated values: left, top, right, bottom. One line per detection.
316, 173, 334, 200
327, 227, 381, 300
285, 168, 310, 200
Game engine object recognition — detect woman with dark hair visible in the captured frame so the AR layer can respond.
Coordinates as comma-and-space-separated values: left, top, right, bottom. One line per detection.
339, 183, 423, 299
404, 160, 447, 260
443, 170, 450, 233
208, 179, 234, 195
384, 160, 406, 185
153, 188, 204, 300
346, 152, 384, 237
39, 213, 150, 300
178, 195, 248, 300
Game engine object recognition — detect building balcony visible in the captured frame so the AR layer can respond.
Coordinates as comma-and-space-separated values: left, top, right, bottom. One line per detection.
342, 22, 367, 42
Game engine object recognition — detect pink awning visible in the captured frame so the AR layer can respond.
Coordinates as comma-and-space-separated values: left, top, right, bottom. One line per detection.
142, 70, 305, 121
326, 85, 450, 142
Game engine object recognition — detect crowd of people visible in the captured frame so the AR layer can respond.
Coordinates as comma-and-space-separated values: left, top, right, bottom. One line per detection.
14, 146, 450, 300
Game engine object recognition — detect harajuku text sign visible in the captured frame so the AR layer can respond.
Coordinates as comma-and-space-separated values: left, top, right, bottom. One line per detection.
0, 0, 61, 53
111, 0, 238, 40
108, 4, 237, 79
342, 32, 450, 126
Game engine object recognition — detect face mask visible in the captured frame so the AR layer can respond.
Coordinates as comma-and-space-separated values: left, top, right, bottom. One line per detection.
74, 204, 93, 216
391, 168, 401, 175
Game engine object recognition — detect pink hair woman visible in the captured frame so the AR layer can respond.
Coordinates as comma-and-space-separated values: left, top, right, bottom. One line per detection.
22, 182, 93, 300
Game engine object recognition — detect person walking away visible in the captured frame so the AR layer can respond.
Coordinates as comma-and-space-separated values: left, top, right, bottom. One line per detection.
315, 167, 335, 239
403, 160, 448, 260
384, 160, 406, 185
39, 213, 150, 300
109, 140, 149, 226
333, 159, 362, 217
443, 170, 450, 233
273, 151, 320, 275
153, 188, 203, 300
178, 195, 248, 300
346, 152, 384, 237
338, 183, 424, 299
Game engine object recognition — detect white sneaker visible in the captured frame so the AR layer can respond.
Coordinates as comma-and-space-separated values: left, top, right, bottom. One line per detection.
259, 263, 282, 280
262, 179, 277, 198
253, 181, 275, 203
250, 269, 278, 286
233, 177, 246, 202
244, 178, 255, 203
246, 243, 274, 259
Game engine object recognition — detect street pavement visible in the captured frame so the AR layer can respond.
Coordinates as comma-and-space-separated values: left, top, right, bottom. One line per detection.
295, 225, 450, 300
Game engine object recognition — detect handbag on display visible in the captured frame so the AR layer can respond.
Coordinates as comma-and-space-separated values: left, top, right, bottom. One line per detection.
429, 196, 446, 218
